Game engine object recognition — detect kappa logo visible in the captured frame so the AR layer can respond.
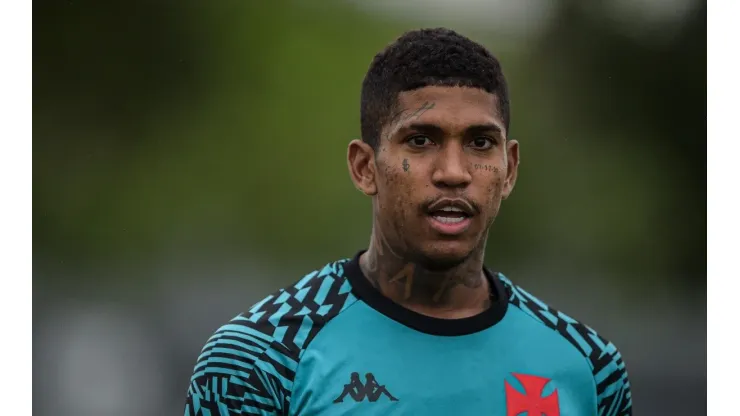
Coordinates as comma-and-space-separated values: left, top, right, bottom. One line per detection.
333, 372, 399, 403
504, 373, 560, 416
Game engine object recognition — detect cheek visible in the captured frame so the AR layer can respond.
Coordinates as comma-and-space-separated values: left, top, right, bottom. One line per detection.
480, 167, 505, 204
379, 158, 416, 193
377, 163, 407, 206
378, 163, 419, 227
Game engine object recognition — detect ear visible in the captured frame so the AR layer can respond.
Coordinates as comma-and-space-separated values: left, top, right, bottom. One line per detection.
347, 139, 378, 196
501, 139, 520, 200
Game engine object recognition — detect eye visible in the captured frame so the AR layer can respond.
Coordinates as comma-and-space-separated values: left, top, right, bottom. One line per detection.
406, 135, 434, 148
470, 136, 495, 150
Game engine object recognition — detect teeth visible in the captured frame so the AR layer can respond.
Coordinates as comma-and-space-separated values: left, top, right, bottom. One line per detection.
440, 206, 464, 212
433, 215, 466, 224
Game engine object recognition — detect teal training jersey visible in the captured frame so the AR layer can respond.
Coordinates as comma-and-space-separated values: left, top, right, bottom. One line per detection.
184, 252, 632, 415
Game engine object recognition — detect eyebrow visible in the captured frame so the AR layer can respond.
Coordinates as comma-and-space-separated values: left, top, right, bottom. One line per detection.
402, 122, 503, 136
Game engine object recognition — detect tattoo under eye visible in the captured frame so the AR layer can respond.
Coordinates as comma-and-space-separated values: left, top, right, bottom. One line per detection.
473, 164, 497, 172
402, 159, 409, 172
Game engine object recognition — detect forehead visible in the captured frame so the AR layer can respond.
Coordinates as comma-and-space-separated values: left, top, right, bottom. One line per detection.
393, 86, 505, 134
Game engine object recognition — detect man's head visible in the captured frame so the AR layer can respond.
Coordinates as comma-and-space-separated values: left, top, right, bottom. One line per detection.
348, 28, 519, 270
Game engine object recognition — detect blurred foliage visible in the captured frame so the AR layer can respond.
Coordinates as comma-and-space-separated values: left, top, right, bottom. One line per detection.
33, 0, 705, 292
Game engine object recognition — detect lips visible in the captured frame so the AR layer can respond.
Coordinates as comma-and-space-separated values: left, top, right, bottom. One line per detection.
425, 198, 476, 235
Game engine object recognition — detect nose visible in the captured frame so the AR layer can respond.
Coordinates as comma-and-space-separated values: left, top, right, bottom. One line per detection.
431, 144, 472, 189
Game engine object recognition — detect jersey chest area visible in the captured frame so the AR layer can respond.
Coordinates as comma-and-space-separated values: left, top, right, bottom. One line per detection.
287, 304, 596, 416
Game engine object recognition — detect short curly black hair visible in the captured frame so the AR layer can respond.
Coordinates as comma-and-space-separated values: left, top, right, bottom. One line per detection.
360, 28, 510, 149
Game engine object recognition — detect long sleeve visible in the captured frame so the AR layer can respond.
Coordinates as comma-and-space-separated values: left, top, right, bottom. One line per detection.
184, 320, 289, 416
594, 342, 633, 416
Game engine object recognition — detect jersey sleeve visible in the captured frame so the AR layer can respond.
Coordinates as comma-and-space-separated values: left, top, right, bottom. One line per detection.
184, 319, 291, 416
594, 342, 633, 416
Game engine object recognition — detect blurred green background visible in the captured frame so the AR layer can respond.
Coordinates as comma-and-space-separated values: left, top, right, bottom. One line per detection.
33, 0, 706, 415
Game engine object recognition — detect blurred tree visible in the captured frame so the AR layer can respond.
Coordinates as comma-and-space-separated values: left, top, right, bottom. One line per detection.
33, 0, 705, 294
525, 0, 706, 286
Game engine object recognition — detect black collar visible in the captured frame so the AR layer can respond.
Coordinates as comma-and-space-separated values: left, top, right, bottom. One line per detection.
343, 250, 508, 336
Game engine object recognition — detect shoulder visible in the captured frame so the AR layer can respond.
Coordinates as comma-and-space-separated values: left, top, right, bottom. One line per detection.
498, 273, 633, 415
186, 259, 360, 415
235, 258, 360, 353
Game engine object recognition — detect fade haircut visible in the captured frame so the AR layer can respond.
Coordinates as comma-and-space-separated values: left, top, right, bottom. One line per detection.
360, 28, 510, 150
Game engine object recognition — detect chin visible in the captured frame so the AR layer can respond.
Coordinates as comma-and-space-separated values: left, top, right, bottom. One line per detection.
414, 241, 476, 271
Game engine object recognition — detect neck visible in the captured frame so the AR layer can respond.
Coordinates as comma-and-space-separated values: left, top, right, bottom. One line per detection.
359, 228, 492, 319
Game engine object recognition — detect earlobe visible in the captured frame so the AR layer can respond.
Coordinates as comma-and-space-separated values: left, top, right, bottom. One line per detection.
347, 139, 378, 196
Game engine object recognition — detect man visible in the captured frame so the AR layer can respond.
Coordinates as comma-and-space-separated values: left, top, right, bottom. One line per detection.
184, 28, 632, 415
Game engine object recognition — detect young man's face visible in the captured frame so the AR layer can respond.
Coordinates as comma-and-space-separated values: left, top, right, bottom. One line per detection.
350, 86, 519, 269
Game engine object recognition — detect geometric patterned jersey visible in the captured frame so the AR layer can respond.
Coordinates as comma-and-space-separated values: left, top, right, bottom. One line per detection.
184, 253, 632, 415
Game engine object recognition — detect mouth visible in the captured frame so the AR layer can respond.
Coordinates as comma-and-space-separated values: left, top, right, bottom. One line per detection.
425, 199, 475, 236
430, 207, 470, 224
